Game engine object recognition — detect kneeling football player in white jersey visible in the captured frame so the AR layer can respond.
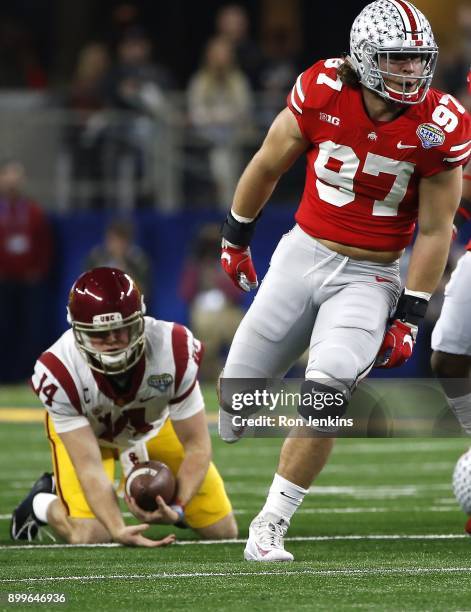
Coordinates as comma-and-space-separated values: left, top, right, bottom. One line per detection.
11, 267, 237, 546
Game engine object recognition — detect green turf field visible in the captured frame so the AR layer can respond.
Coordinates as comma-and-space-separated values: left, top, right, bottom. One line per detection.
1, 387, 471, 610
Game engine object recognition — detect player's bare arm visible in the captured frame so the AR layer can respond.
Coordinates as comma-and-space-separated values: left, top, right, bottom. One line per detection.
171, 409, 212, 504
376, 166, 464, 369
221, 109, 310, 292
232, 108, 310, 219
406, 166, 463, 292
60, 425, 175, 547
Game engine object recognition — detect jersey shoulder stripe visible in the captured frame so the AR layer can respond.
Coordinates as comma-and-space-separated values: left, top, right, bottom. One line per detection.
169, 378, 197, 405
38, 351, 82, 414
171, 323, 189, 394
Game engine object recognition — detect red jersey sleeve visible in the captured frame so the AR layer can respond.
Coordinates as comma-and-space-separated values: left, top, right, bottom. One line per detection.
417, 92, 471, 177
287, 59, 345, 139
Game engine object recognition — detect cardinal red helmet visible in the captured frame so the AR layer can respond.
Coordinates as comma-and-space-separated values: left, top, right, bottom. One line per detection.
67, 267, 146, 375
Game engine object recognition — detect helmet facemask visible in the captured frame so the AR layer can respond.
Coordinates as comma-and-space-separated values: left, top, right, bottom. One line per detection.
70, 310, 145, 375
349, 0, 438, 105
355, 43, 438, 104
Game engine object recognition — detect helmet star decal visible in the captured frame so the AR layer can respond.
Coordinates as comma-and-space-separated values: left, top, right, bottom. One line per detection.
349, 0, 438, 104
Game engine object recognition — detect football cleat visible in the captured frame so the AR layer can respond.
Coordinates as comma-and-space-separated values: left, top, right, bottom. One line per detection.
10, 472, 55, 541
465, 516, 471, 535
244, 513, 293, 561
218, 408, 247, 443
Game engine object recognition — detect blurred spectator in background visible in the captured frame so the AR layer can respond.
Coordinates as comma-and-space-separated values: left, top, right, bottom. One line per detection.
106, 3, 142, 52
187, 36, 253, 208
215, 4, 263, 89
435, 3, 471, 111
179, 223, 244, 381
84, 218, 152, 308
0, 18, 47, 89
258, 25, 300, 129
0, 159, 53, 382
103, 26, 176, 208
63, 42, 110, 208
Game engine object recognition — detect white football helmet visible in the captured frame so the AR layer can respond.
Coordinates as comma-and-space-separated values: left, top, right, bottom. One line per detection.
349, 0, 438, 104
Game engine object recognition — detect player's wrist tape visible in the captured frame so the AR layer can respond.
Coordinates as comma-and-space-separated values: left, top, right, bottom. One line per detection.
221, 210, 261, 247
394, 289, 429, 326
170, 501, 185, 523
231, 209, 255, 223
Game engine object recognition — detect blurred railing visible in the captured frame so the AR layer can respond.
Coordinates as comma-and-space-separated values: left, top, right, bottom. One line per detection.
0, 90, 303, 211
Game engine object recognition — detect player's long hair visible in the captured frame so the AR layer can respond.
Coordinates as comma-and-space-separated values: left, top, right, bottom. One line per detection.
337, 56, 360, 89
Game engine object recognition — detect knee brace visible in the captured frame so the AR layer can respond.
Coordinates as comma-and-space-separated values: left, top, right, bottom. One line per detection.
297, 376, 351, 431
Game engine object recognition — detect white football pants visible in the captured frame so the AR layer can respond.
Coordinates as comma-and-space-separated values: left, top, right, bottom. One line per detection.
432, 251, 471, 356
223, 225, 401, 390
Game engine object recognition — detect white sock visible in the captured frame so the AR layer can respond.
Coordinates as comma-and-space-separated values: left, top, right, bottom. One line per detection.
32, 493, 57, 524
447, 393, 471, 434
261, 473, 308, 522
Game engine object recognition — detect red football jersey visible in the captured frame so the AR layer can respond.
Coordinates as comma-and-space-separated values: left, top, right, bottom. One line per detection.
287, 59, 471, 251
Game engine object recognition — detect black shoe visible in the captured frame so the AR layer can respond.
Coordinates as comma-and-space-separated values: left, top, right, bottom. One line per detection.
10, 473, 55, 541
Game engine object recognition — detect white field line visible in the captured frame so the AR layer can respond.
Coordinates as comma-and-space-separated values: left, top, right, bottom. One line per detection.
226, 483, 453, 497
0, 534, 468, 551
0, 500, 462, 522
2, 566, 471, 583
5, 483, 455, 500
0, 504, 460, 521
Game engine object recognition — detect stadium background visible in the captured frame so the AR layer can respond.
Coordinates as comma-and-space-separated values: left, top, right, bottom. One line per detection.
0, 0, 469, 379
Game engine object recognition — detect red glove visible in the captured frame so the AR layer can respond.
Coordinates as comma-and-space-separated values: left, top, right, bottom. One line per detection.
375, 319, 417, 368
221, 242, 258, 292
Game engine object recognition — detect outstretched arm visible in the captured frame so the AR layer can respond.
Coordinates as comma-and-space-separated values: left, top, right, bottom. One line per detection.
231, 107, 310, 218
221, 109, 309, 292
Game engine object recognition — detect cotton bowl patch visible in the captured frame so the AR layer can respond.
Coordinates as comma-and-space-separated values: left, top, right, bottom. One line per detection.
148, 373, 173, 392
416, 123, 445, 149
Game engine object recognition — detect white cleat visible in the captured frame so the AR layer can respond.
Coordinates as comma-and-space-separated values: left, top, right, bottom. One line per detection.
218, 408, 246, 443
244, 513, 293, 562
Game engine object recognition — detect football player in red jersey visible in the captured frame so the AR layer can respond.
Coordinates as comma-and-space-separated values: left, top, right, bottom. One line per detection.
219, 0, 471, 561
10, 267, 237, 546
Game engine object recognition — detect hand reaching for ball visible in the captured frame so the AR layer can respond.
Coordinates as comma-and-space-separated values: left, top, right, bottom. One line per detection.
125, 494, 180, 525
113, 523, 176, 547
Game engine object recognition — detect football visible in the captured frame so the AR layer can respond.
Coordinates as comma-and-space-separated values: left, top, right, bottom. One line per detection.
125, 460, 176, 512
452, 448, 471, 514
